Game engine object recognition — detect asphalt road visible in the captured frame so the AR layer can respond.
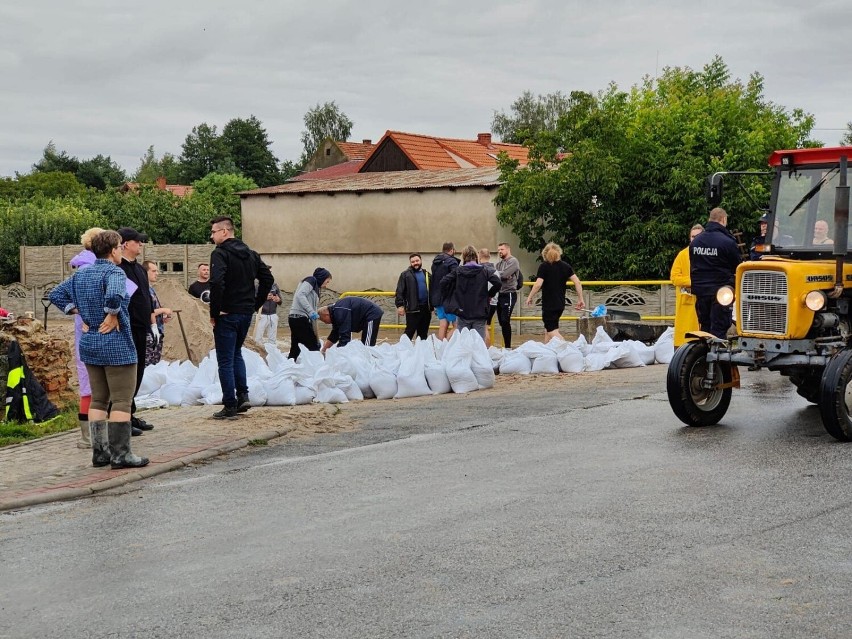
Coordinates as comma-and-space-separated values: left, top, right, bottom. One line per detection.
2, 366, 851, 638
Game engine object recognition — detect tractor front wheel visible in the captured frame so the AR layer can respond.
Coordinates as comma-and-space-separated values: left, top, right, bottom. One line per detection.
667, 341, 732, 427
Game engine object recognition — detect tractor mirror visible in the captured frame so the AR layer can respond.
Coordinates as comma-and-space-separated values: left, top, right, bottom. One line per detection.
706, 173, 724, 207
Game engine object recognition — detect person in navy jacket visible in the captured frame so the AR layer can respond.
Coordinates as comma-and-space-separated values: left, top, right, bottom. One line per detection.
689, 207, 741, 339
319, 297, 384, 352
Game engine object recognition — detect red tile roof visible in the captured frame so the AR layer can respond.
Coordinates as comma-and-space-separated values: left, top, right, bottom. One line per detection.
290, 160, 365, 181
336, 141, 375, 160
361, 131, 529, 171
120, 182, 194, 197
241, 167, 501, 196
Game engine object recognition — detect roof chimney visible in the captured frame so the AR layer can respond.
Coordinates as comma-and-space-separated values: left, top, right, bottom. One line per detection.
362, 139, 372, 145
155, 175, 167, 190
477, 133, 492, 146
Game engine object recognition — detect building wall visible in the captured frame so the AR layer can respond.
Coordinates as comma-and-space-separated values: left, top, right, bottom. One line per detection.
304, 141, 349, 173
241, 186, 539, 292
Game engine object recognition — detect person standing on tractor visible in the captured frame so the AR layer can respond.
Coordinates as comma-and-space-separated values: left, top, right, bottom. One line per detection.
690, 207, 741, 339
670, 224, 704, 347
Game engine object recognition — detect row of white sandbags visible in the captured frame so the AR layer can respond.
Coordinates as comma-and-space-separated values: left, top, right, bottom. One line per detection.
135, 326, 675, 407
135, 328, 498, 407
490, 326, 675, 375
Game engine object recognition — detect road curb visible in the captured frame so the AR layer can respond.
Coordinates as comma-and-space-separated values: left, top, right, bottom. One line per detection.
0, 427, 293, 513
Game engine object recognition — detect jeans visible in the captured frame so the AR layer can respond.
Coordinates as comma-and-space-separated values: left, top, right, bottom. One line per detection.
214, 313, 253, 408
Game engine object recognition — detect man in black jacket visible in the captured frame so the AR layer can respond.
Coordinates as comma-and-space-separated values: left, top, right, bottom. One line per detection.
117, 227, 154, 435
318, 297, 384, 351
208, 216, 274, 420
430, 242, 460, 340
690, 207, 741, 339
395, 253, 432, 340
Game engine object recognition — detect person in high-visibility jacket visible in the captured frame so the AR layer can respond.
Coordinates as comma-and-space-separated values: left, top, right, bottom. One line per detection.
671, 224, 704, 347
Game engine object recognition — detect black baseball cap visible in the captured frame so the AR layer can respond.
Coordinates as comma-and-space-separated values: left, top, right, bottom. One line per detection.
117, 227, 148, 243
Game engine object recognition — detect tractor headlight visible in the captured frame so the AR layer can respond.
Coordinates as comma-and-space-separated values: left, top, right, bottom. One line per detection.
716, 286, 735, 306
805, 290, 827, 312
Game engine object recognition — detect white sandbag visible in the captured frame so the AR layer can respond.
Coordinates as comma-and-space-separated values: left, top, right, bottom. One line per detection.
200, 382, 223, 405
583, 352, 610, 372
297, 345, 325, 370
138, 361, 168, 396
181, 385, 204, 407
590, 326, 615, 353
469, 332, 496, 389
160, 382, 187, 406
557, 344, 585, 373
654, 327, 676, 364
242, 348, 271, 379
625, 340, 657, 366
265, 344, 290, 373
314, 385, 348, 404
294, 383, 316, 405
264, 373, 296, 406
499, 350, 532, 375
424, 360, 452, 394
247, 376, 268, 406
530, 351, 560, 374
369, 363, 398, 400
488, 346, 506, 373
395, 341, 433, 398
443, 330, 479, 394
608, 342, 646, 368
190, 355, 218, 390
338, 375, 364, 401
573, 334, 591, 356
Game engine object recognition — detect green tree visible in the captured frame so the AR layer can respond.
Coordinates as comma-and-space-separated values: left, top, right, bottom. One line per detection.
279, 159, 301, 181
133, 145, 182, 184
840, 122, 852, 146
179, 123, 228, 183
191, 172, 257, 231
75, 154, 127, 190
86, 187, 215, 245
491, 91, 574, 144
0, 198, 105, 283
495, 56, 818, 280
299, 101, 353, 166
221, 115, 281, 187
0, 172, 86, 200
31, 141, 80, 175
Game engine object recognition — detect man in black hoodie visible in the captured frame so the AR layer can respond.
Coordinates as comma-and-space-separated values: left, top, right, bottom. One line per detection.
117, 227, 154, 435
208, 216, 274, 420
430, 242, 460, 340
690, 207, 741, 339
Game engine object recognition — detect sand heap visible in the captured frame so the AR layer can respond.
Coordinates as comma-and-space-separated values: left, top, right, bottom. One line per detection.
152, 279, 266, 365
0, 318, 75, 407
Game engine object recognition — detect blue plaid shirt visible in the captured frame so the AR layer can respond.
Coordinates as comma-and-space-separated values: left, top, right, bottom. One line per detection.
50, 259, 137, 366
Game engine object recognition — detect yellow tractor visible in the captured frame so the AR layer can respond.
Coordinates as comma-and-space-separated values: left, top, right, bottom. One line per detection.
667, 147, 852, 440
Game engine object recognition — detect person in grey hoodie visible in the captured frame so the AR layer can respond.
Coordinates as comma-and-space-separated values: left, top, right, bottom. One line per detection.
288, 268, 332, 360
440, 245, 501, 340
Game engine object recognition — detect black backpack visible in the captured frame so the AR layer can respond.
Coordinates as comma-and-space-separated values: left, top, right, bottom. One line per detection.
516, 268, 525, 290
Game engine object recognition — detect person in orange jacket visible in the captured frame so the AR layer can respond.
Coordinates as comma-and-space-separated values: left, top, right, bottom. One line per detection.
670, 224, 704, 347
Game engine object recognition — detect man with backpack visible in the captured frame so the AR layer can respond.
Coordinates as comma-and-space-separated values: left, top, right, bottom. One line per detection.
495, 242, 522, 349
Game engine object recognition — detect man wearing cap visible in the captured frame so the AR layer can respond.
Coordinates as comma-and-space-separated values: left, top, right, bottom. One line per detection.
749, 214, 768, 261
117, 227, 154, 434
208, 216, 274, 420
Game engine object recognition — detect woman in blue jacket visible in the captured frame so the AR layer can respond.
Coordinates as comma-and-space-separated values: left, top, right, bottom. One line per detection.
50, 230, 148, 470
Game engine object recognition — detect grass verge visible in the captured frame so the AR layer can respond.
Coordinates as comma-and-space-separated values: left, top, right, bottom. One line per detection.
0, 408, 78, 447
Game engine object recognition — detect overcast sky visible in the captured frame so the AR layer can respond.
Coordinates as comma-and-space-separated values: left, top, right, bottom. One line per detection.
1, 0, 850, 178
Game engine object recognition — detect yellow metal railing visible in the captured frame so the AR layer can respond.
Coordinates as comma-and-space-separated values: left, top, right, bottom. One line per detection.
339, 280, 677, 341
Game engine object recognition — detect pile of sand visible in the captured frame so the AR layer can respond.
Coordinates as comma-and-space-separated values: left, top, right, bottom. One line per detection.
153, 279, 266, 365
